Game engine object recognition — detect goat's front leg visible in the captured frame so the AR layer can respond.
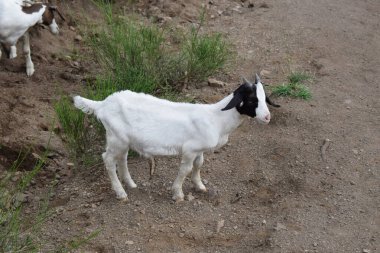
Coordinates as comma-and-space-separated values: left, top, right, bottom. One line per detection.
23, 33, 34, 76
102, 150, 128, 201
172, 153, 196, 202
9, 45, 17, 59
191, 153, 207, 192
117, 150, 137, 189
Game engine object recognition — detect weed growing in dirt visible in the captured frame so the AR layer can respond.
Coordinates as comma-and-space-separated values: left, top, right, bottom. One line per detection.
54, 96, 87, 156
0, 147, 99, 252
0, 148, 48, 252
182, 10, 230, 83
89, 18, 165, 93
272, 72, 312, 100
89, 4, 229, 91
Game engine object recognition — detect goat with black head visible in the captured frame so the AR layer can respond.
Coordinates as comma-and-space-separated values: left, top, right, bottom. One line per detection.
73, 73, 280, 201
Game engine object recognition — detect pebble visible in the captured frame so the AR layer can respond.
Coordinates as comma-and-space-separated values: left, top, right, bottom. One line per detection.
74, 35, 83, 42
216, 219, 225, 233
362, 249, 370, 253
259, 3, 270, 8
208, 78, 226, 88
186, 192, 195, 201
274, 222, 287, 231
15, 193, 28, 203
260, 69, 271, 77
125, 240, 134, 245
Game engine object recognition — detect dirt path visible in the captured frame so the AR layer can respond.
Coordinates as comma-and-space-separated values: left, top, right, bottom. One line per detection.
1, 0, 379, 252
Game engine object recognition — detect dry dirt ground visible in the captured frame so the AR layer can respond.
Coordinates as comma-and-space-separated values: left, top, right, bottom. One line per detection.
0, 0, 379, 252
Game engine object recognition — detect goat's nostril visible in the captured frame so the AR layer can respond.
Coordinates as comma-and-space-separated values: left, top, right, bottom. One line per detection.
265, 114, 271, 121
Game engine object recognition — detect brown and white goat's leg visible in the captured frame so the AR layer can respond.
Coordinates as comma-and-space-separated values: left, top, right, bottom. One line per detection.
191, 153, 207, 192
116, 150, 137, 189
23, 32, 34, 76
172, 153, 196, 202
102, 148, 128, 201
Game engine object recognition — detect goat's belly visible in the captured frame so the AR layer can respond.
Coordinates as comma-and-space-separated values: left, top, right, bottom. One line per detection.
131, 144, 181, 157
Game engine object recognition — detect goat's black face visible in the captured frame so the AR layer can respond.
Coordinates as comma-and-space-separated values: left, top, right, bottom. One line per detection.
222, 75, 280, 123
223, 81, 259, 117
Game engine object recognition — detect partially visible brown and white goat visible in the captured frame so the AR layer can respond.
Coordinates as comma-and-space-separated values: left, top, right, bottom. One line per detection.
0, 0, 64, 76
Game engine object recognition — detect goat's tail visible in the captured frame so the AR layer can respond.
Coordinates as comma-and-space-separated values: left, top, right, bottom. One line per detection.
73, 95, 102, 115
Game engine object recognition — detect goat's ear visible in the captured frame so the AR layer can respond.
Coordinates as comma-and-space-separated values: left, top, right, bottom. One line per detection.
222, 94, 243, 111
266, 96, 280, 107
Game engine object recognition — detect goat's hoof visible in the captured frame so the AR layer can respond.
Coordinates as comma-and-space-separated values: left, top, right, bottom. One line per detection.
129, 183, 137, 189
126, 181, 137, 189
172, 194, 184, 202
196, 186, 207, 193
118, 196, 129, 202
26, 68, 35, 77
175, 198, 184, 203
116, 191, 128, 202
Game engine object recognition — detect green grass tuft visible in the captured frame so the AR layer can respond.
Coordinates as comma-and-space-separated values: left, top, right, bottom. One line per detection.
287, 71, 311, 84
271, 71, 312, 100
54, 96, 87, 156
183, 27, 230, 83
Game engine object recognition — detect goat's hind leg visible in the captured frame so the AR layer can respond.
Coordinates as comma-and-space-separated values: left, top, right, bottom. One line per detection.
23, 32, 34, 76
103, 149, 128, 201
10, 45, 17, 59
191, 153, 207, 192
117, 150, 137, 189
172, 153, 197, 202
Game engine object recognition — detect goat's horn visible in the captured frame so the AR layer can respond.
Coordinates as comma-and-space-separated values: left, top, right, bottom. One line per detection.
242, 77, 250, 84
255, 73, 261, 84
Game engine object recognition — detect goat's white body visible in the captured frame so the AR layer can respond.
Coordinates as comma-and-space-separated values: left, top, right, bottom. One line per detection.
98, 91, 240, 156
74, 90, 244, 201
0, 0, 58, 76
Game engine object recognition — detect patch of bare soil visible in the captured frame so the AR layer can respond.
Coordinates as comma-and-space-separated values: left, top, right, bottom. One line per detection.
1, 0, 379, 252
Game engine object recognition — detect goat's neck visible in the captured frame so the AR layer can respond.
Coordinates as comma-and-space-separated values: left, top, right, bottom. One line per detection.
212, 94, 244, 135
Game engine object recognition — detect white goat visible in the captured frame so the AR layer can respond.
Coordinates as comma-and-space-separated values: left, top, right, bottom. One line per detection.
74, 74, 279, 202
0, 0, 64, 76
